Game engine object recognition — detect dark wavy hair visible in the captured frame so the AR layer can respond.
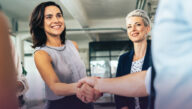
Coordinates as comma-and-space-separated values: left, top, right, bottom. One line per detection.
29, 1, 66, 48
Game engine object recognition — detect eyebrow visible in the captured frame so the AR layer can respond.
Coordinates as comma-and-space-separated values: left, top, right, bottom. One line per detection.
57, 12, 62, 15
45, 14, 53, 17
135, 22, 141, 24
128, 22, 141, 25
45, 12, 62, 17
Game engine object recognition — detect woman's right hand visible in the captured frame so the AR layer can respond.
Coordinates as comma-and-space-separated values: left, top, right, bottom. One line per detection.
76, 78, 102, 103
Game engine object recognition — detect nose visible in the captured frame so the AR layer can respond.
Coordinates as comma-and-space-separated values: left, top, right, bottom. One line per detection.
52, 16, 59, 23
131, 25, 136, 31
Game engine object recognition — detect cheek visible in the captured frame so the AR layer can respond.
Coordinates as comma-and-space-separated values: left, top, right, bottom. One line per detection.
127, 30, 131, 36
139, 28, 146, 34
46, 21, 51, 26
62, 23, 65, 29
59, 19, 65, 27
60, 18, 64, 23
44, 21, 50, 28
44, 23, 49, 31
60, 24, 65, 32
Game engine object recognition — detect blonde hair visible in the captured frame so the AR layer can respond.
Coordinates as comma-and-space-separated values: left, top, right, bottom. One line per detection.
126, 9, 151, 27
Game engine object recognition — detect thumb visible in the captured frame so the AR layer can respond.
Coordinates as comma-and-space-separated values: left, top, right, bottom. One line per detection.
77, 80, 86, 88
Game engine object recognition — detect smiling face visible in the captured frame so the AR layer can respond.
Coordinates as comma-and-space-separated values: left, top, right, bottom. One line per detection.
126, 16, 150, 43
43, 6, 65, 37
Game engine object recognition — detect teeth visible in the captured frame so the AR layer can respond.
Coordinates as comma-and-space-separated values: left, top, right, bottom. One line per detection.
52, 25, 61, 29
132, 33, 139, 36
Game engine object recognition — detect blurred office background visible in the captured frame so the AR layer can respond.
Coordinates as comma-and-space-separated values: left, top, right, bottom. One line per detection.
0, 0, 159, 108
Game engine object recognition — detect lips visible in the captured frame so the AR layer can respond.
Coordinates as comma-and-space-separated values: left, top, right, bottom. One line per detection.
131, 32, 139, 37
51, 25, 62, 29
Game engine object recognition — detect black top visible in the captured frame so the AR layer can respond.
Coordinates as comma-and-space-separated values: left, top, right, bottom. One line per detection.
115, 44, 152, 109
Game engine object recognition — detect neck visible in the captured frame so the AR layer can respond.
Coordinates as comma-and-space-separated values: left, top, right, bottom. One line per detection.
133, 40, 147, 60
46, 35, 62, 47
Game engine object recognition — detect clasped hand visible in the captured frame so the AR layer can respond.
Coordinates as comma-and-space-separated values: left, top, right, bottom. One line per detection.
76, 77, 102, 103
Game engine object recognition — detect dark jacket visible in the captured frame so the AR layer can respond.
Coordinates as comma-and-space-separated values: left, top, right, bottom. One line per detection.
115, 44, 151, 109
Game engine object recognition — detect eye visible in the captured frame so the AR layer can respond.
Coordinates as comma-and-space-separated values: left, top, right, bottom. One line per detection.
45, 15, 52, 19
46, 16, 51, 19
127, 26, 131, 29
57, 13, 63, 18
136, 23, 141, 26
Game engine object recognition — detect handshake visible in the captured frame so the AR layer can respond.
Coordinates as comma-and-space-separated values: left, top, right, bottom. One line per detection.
76, 77, 102, 103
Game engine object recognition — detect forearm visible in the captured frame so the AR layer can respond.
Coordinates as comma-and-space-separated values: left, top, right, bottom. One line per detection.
50, 82, 77, 96
96, 71, 148, 97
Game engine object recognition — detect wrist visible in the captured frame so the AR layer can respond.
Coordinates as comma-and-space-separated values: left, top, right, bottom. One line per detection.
72, 83, 78, 94
94, 78, 102, 92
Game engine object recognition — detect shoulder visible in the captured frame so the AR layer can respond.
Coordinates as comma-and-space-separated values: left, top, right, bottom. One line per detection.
119, 50, 133, 60
34, 50, 51, 61
34, 50, 48, 55
71, 41, 77, 46
146, 43, 152, 56
67, 40, 79, 51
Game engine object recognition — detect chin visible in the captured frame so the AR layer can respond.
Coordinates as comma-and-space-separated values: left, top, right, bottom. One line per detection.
130, 38, 139, 42
52, 31, 63, 35
48, 33, 62, 37
133, 39, 146, 43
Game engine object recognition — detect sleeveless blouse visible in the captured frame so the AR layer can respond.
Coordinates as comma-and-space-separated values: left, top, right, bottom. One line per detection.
35, 40, 86, 100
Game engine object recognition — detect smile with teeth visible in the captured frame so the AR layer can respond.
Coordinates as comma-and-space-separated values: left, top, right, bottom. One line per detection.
51, 25, 61, 29
131, 33, 139, 37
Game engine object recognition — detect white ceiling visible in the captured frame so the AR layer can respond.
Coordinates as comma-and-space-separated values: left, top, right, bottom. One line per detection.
0, 0, 159, 46
0, 0, 73, 21
81, 0, 136, 19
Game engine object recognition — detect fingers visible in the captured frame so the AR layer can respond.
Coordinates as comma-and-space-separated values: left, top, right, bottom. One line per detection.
76, 82, 102, 103
82, 84, 102, 102
80, 83, 95, 102
76, 83, 90, 103
77, 77, 102, 103
76, 87, 82, 101
93, 89, 103, 101
77, 80, 85, 88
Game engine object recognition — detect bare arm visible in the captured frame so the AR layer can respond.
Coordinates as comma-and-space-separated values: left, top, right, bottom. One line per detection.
97, 71, 147, 97
34, 50, 77, 96
79, 71, 148, 97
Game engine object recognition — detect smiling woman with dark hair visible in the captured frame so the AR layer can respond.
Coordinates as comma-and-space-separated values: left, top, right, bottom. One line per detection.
30, 1, 101, 109
30, 1, 66, 48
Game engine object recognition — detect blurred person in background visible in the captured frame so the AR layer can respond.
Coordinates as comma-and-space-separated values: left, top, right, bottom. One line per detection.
115, 9, 151, 109
0, 9, 18, 109
0, 7, 29, 108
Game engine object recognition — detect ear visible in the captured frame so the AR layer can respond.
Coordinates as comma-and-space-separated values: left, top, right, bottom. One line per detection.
146, 26, 151, 34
